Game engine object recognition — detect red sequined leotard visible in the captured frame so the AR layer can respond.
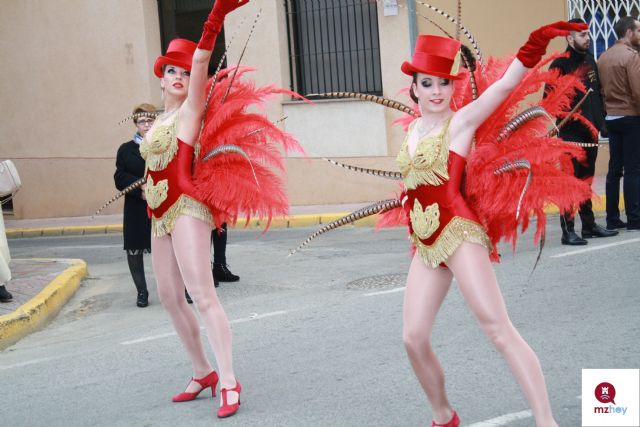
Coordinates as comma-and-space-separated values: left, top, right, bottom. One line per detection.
396, 118, 491, 268
140, 111, 212, 237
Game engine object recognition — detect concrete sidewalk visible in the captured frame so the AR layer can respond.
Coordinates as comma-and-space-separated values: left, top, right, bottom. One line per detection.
0, 259, 87, 350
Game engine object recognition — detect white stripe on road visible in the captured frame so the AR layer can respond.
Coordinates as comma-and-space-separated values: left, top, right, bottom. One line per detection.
231, 310, 288, 324
550, 237, 640, 258
465, 410, 532, 427
0, 355, 68, 370
120, 310, 289, 345
120, 331, 179, 346
364, 287, 406, 297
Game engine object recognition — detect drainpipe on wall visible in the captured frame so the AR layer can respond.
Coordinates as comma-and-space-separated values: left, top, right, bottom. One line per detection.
407, 0, 418, 54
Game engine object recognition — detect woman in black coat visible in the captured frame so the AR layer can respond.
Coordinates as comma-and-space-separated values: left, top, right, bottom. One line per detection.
114, 103, 155, 307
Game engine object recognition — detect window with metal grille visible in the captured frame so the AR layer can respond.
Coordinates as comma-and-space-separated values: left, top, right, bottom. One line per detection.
285, 0, 383, 97
567, 0, 640, 59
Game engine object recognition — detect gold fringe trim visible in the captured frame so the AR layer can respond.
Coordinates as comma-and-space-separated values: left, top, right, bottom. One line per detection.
411, 216, 492, 269
397, 119, 451, 190
151, 195, 213, 237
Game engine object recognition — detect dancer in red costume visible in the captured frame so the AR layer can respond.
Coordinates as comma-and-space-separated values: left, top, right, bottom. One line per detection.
140, 0, 249, 418
398, 22, 587, 427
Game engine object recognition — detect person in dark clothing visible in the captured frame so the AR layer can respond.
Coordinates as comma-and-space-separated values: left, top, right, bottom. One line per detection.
114, 103, 155, 307
598, 17, 640, 231
211, 224, 239, 282
548, 18, 618, 245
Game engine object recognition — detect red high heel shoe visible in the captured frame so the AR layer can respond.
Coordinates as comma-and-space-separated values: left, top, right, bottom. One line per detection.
217, 380, 241, 418
432, 410, 460, 427
172, 370, 219, 402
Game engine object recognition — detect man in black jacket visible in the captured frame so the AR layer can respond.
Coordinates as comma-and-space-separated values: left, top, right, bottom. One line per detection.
549, 18, 618, 245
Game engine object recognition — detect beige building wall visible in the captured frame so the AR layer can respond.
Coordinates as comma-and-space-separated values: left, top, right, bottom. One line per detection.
1, 0, 162, 218
3, 0, 599, 218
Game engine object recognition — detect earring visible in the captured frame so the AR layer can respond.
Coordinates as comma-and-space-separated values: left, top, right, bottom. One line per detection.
452, 97, 458, 111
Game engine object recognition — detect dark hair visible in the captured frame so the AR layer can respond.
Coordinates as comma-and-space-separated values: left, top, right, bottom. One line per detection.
614, 16, 638, 39
409, 74, 419, 103
568, 18, 586, 25
567, 18, 587, 36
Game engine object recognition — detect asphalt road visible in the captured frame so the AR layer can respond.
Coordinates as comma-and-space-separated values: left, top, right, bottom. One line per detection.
2, 220, 639, 426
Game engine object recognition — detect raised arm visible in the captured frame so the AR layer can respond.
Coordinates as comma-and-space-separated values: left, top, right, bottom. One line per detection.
185, 0, 250, 116
451, 21, 588, 153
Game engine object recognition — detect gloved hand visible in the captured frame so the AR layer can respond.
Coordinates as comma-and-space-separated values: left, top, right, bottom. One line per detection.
198, 0, 251, 50
517, 21, 588, 68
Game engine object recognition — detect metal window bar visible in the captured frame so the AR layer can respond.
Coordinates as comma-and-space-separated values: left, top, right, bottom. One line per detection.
285, 0, 383, 97
567, 0, 640, 59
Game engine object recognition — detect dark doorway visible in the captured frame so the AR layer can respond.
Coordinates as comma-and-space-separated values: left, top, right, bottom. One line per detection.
157, 0, 227, 74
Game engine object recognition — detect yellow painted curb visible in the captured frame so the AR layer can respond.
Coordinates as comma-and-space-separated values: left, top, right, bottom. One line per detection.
288, 214, 321, 228
0, 259, 88, 351
81, 225, 108, 235
40, 227, 63, 237
106, 224, 123, 234
5, 228, 25, 238
3, 195, 623, 238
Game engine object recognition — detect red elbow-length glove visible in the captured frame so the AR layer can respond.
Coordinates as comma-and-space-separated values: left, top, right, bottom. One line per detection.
517, 21, 588, 68
198, 0, 251, 50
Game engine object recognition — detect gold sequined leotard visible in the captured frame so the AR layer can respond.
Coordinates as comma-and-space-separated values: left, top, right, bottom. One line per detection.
140, 111, 212, 237
397, 118, 491, 268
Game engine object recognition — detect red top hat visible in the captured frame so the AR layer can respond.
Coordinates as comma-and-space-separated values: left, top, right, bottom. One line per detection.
401, 35, 464, 80
154, 38, 197, 78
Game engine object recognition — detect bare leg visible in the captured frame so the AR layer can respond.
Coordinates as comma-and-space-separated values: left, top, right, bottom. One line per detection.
446, 242, 558, 427
151, 233, 214, 393
171, 215, 238, 404
403, 254, 456, 424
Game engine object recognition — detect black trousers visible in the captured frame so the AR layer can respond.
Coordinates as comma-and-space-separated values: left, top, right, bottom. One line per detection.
561, 140, 598, 233
211, 222, 228, 264
605, 117, 640, 228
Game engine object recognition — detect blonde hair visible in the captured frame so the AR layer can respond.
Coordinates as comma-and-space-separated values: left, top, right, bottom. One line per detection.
132, 103, 157, 124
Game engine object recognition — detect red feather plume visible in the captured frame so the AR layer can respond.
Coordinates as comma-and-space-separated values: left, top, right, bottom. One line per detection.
464, 53, 593, 252
193, 66, 306, 230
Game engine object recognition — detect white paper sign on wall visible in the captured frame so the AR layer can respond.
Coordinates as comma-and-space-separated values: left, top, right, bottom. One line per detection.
384, 0, 398, 16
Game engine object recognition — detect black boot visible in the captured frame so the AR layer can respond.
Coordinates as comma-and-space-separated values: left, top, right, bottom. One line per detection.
213, 262, 239, 282
128, 253, 149, 308
212, 224, 239, 282
582, 223, 619, 239
213, 272, 220, 288
0, 285, 13, 303
562, 231, 588, 245
606, 219, 627, 230
560, 214, 587, 245
136, 290, 149, 308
